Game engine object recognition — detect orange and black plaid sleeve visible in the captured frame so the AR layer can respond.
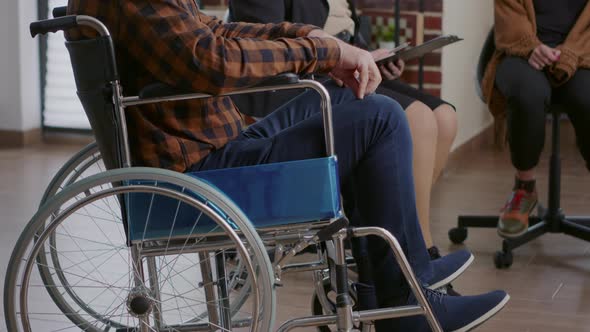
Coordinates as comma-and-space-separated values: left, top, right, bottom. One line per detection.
198, 11, 319, 40
119, 0, 341, 95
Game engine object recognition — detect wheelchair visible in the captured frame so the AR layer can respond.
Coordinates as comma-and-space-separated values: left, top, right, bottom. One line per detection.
4, 8, 443, 332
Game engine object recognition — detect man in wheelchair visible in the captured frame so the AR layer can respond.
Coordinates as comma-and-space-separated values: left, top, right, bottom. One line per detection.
65, 1, 509, 331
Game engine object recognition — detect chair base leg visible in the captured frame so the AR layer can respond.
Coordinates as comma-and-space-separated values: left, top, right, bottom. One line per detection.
562, 218, 590, 242
450, 208, 590, 269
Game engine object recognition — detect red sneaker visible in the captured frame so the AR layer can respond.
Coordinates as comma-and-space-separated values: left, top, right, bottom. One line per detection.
498, 189, 538, 238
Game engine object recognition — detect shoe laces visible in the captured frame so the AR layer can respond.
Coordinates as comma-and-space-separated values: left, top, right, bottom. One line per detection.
422, 287, 446, 305
502, 190, 526, 212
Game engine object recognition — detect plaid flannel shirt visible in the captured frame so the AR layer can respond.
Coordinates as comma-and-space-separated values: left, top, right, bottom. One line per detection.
66, 0, 340, 172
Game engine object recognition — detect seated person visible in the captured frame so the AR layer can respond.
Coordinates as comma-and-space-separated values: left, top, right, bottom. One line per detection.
66, 1, 508, 331
482, 0, 590, 237
229, 0, 459, 266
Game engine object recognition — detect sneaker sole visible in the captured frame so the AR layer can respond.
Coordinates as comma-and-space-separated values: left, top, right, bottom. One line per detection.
427, 253, 474, 290
497, 227, 528, 238
451, 294, 510, 332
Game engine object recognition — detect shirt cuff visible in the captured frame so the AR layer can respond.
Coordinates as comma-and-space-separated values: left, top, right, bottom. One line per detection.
307, 37, 341, 73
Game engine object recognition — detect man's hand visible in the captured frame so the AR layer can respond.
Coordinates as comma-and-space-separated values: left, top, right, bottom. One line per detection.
307, 29, 381, 98
330, 42, 381, 99
529, 44, 561, 70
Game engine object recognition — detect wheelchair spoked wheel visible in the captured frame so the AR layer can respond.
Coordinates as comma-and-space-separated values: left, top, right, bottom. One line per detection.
5, 168, 275, 332
34, 144, 256, 329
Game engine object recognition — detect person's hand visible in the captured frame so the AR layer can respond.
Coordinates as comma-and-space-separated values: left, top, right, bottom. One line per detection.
371, 49, 405, 80
330, 42, 382, 99
529, 44, 561, 70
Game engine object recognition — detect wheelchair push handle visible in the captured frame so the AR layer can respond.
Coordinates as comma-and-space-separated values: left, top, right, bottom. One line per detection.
30, 15, 111, 38
30, 16, 78, 38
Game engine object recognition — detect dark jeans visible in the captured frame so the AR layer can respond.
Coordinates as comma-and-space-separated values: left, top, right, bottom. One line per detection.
496, 56, 590, 171
189, 82, 433, 308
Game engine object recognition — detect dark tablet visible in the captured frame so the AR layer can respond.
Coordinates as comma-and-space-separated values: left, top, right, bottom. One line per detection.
376, 35, 463, 65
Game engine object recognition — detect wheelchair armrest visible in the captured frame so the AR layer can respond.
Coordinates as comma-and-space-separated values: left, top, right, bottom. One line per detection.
138, 73, 300, 99
316, 217, 349, 242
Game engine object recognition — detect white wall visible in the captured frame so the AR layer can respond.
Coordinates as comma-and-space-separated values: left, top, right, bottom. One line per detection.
0, 0, 41, 131
442, 0, 494, 149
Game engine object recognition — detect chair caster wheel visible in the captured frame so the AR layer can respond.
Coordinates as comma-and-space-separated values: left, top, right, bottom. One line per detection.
494, 250, 513, 269
448, 227, 468, 244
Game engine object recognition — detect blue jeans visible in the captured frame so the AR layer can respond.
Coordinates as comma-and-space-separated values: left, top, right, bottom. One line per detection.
190, 81, 433, 305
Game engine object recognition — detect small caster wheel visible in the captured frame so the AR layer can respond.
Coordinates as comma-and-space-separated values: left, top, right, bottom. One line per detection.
448, 227, 468, 244
494, 250, 513, 269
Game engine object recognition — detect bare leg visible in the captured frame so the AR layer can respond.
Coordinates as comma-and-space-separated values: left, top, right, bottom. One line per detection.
405, 101, 437, 248
432, 104, 458, 182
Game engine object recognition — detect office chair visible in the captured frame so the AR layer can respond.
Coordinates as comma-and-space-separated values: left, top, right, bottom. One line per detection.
448, 29, 590, 269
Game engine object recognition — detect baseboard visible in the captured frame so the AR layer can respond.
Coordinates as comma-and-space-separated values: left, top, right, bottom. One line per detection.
0, 128, 42, 148
42, 130, 94, 146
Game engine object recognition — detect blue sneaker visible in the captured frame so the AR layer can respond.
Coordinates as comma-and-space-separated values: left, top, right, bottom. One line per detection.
390, 288, 510, 332
427, 249, 474, 290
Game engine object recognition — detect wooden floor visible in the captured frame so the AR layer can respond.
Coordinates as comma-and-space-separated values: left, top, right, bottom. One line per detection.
0, 122, 589, 331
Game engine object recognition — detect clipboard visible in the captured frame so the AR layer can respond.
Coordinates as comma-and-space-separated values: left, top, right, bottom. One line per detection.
375, 34, 463, 65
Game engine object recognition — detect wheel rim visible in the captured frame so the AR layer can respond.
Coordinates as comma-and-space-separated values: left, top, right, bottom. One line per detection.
34, 145, 255, 329
6, 168, 275, 331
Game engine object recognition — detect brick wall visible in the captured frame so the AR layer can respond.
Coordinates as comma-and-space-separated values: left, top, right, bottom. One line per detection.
200, 0, 444, 96
359, 0, 444, 97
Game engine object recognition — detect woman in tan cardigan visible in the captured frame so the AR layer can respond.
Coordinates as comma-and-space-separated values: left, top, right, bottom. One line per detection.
482, 0, 590, 238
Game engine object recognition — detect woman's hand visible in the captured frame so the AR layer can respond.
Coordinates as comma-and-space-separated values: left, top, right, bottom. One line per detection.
371, 49, 405, 80
529, 44, 561, 70
379, 59, 405, 80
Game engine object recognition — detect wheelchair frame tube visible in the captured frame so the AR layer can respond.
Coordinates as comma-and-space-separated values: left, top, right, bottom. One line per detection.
277, 226, 443, 332
119, 79, 335, 164
215, 251, 233, 330
351, 227, 443, 332
277, 306, 425, 332
333, 230, 354, 332
146, 256, 163, 329
198, 252, 221, 327
75, 15, 110, 36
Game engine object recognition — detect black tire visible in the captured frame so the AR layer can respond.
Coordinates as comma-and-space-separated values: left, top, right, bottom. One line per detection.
448, 227, 468, 244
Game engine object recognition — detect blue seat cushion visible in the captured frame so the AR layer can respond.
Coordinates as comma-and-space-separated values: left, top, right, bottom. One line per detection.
126, 157, 341, 241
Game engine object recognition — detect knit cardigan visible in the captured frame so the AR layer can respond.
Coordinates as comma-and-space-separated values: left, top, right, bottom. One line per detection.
481, 0, 590, 145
